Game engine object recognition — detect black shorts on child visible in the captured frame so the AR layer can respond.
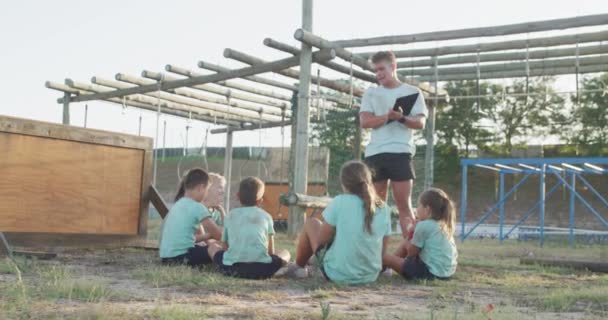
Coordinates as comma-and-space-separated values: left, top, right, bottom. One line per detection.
400, 256, 449, 280
213, 250, 285, 279
161, 245, 212, 267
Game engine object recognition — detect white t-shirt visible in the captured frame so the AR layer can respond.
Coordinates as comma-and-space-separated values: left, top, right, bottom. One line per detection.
360, 83, 428, 158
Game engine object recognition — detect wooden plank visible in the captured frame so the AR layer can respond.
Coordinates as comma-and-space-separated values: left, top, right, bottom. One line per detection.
13, 250, 57, 260
334, 14, 608, 47
0, 115, 152, 151
520, 257, 608, 273
0, 132, 144, 235
148, 185, 169, 219
4, 233, 144, 250
62, 49, 337, 103
139, 149, 154, 235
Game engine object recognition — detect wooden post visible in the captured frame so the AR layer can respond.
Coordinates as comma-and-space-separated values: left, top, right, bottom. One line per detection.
354, 115, 362, 160
62, 92, 71, 125
162, 120, 167, 162
424, 57, 438, 190
223, 130, 234, 212
84, 104, 88, 128
288, 0, 313, 238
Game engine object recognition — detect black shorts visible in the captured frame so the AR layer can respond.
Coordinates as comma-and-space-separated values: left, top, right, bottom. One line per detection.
400, 256, 448, 280
213, 250, 285, 279
315, 243, 332, 281
161, 245, 212, 267
365, 153, 415, 182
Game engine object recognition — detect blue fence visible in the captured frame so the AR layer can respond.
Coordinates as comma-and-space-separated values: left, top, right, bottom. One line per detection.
460, 157, 608, 246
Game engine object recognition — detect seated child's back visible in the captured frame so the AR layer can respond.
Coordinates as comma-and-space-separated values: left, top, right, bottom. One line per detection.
222, 205, 275, 265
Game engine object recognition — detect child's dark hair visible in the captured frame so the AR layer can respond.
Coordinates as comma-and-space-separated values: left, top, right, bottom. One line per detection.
238, 177, 265, 206
175, 168, 210, 202
340, 161, 384, 234
419, 188, 455, 236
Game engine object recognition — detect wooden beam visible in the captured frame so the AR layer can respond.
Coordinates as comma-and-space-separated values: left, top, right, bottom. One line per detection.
197, 61, 354, 106
521, 257, 608, 273
90, 77, 283, 122
47, 81, 241, 127
224, 48, 365, 97
264, 37, 378, 83
60, 49, 336, 103
62, 92, 70, 125
280, 192, 332, 208
210, 120, 291, 134
293, 29, 444, 96
196, 60, 298, 93
413, 63, 608, 81
401, 55, 608, 76
116, 73, 289, 117
166, 64, 293, 102
397, 44, 608, 69
149, 185, 169, 219
334, 13, 608, 48
361, 30, 608, 59
142, 70, 291, 111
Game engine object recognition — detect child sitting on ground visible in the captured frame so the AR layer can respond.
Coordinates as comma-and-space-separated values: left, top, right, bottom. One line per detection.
207, 177, 290, 279
382, 188, 458, 280
291, 160, 392, 285
159, 168, 223, 267
195, 173, 226, 244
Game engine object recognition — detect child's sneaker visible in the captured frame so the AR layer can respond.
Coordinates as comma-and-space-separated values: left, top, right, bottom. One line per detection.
274, 265, 289, 277
380, 268, 394, 276
286, 263, 309, 278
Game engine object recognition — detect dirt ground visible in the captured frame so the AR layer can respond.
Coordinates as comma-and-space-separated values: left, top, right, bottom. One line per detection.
1, 236, 607, 320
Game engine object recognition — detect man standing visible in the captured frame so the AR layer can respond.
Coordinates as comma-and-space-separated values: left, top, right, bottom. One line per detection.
359, 51, 427, 239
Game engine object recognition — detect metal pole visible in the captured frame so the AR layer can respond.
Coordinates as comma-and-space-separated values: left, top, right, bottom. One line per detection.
288, 0, 313, 237
62, 92, 71, 125
223, 130, 234, 212
83, 104, 88, 128
540, 164, 546, 246
138, 114, 142, 136
153, 82, 161, 187
569, 172, 576, 246
461, 165, 468, 241
499, 172, 505, 242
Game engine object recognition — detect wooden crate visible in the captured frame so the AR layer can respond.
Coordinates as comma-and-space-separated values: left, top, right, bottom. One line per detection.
262, 182, 327, 221
0, 115, 153, 249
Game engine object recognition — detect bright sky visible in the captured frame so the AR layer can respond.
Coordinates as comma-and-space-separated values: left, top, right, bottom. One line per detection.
1, 0, 607, 148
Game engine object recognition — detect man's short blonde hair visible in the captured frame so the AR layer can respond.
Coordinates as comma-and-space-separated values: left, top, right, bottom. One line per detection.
371, 51, 396, 64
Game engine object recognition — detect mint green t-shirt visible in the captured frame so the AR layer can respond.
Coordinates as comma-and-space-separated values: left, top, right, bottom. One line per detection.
411, 219, 458, 278
360, 84, 428, 158
321, 194, 391, 285
159, 197, 211, 258
221, 206, 275, 266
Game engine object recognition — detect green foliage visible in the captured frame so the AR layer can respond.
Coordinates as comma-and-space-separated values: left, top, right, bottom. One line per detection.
311, 110, 361, 195
553, 73, 608, 154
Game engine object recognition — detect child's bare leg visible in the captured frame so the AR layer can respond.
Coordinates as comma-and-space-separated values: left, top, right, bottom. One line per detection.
275, 249, 291, 264
295, 217, 323, 267
394, 240, 409, 258
206, 242, 224, 262
383, 253, 405, 273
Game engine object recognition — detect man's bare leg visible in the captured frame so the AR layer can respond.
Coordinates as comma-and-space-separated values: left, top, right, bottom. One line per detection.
392, 179, 415, 239
374, 180, 389, 201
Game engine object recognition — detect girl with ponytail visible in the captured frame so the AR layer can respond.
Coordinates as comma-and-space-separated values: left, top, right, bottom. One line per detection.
383, 188, 458, 280
159, 168, 223, 267
291, 161, 392, 285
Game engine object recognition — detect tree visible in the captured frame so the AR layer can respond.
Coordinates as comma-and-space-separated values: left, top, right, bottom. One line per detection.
560, 73, 608, 151
485, 77, 564, 155
435, 80, 498, 157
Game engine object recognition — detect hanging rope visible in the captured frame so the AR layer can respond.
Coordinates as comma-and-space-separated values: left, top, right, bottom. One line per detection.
348, 57, 354, 109
525, 37, 530, 109
202, 127, 210, 171
153, 80, 162, 186
575, 34, 581, 106
475, 47, 481, 112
